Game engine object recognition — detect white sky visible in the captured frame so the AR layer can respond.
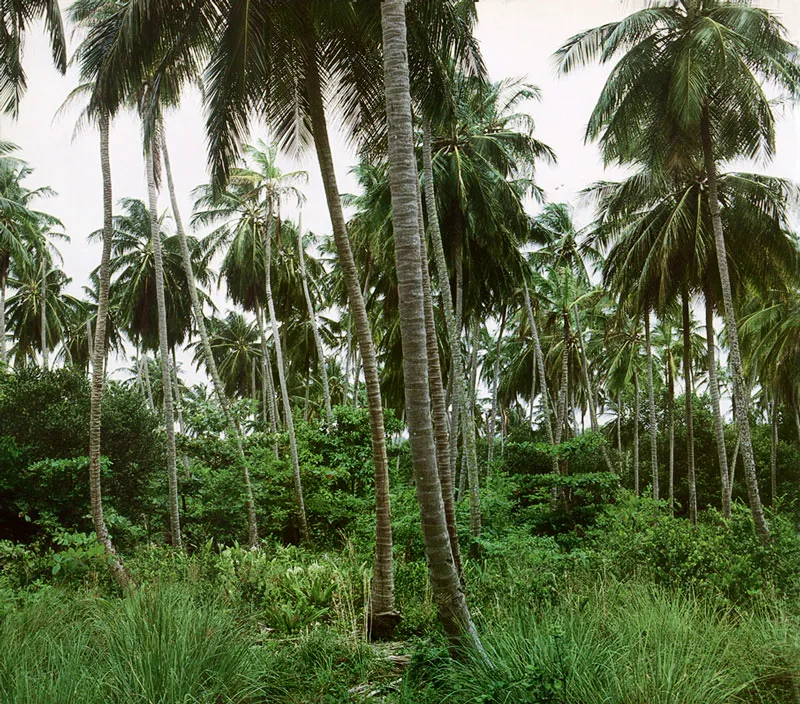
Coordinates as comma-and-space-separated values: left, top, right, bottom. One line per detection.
3, 0, 800, 384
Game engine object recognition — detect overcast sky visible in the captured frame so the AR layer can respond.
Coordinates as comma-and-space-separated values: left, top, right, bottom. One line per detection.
3, 0, 800, 382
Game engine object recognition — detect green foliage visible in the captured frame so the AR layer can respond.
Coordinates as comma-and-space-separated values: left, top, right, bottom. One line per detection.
0, 368, 161, 540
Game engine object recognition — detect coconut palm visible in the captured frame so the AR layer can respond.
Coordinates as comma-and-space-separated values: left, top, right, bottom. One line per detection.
0, 0, 66, 116
557, 0, 800, 543
380, 0, 481, 651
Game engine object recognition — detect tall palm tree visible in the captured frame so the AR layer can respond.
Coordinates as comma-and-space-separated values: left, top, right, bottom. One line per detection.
381, 0, 481, 652
0, 0, 66, 116
558, 0, 800, 543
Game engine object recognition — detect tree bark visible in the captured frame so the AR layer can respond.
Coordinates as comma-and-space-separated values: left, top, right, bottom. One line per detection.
381, 0, 482, 650
701, 107, 770, 542
145, 141, 182, 550
264, 207, 308, 544
682, 286, 697, 524
162, 133, 258, 546
89, 112, 133, 588
297, 215, 333, 422
303, 27, 395, 627
704, 289, 730, 519
417, 186, 463, 580
644, 313, 659, 500
422, 120, 480, 537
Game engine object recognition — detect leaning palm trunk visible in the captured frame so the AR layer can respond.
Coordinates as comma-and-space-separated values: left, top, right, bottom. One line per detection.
264, 215, 308, 544
423, 120, 481, 538
417, 187, 463, 580
303, 30, 395, 629
40, 258, 48, 369
162, 135, 258, 546
644, 314, 659, 500
701, 111, 769, 542
682, 287, 697, 524
465, 317, 481, 536
145, 142, 182, 550
297, 216, 333, 422
140, 353, 155, 411
89, 112, 133, 588
704, 290, 730, 519
381, 0, 482, 651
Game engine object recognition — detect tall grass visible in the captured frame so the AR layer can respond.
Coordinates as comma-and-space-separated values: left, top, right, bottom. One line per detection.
402, 584, 800, 704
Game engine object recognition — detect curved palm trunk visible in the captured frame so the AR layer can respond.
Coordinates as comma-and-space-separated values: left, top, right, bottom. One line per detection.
633, 369, 640, 496
381, 0, 481, 650
303, 32, 395, 625
465, 317, 481, 536
40, 258, 48, 369
704, 290, 730, 519
145, 142, 182, 549
162, 134, 258, 546
701, 109, 769, 543
264, 216, 308, 543
89, 112, 133, 588
644, 314, 659, 499
423, 121, 480, 536
256, 303, 280, 457
297, 217, 332, 422
682, 287, 697, 524
417, 191, 463, 580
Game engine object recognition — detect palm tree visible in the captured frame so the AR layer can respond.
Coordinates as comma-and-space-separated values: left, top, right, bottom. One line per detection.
194, 312, 261, 400
381, 0, 481, 652
558, 0, 800, 543
0, 0, 66, 116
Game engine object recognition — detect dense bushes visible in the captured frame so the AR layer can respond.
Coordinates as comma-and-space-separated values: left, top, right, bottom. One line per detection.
0, 368, 162, 541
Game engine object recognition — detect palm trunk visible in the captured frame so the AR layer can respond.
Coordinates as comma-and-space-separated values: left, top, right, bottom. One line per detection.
555, 319, 570, 445
644, 313, 659, 500
417, 187, 463, 581
633, 369, 640, 496
423, 120, 480, 537
297, 215, 333, 422
701, 107, 769, 542
162, 133, 258, 546
447, 363, 460, 493
668, 357, 675, 515
40, 258, 48, 370
264, 209, 308, 543
303, 31, 395, 625
573, 305, 614, 474
86, 319, 94, 373
465, 317, 481, 537
256, 302, 280, 458
145, 142, 182, 550
771, 402, 778, 507
140, 353, 155, 411
381, 0, 481, 650
487, 310, 507, 466
0, 274, 6, 366
89, 112, 133, 588
682, 286, 697, 524
704, 290, 730, 519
